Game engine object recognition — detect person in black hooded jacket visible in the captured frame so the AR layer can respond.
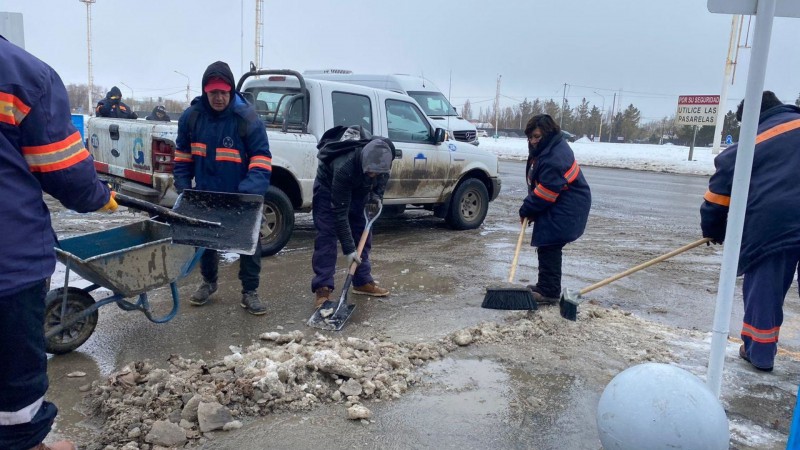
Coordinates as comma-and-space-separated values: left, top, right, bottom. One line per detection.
311, 125, 395, 308
95, 86, 137, 119
519, 114, 591, 305
145, 105, 170, 121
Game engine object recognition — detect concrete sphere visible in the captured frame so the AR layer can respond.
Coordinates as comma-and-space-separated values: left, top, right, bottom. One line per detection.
597, 363, 729, 450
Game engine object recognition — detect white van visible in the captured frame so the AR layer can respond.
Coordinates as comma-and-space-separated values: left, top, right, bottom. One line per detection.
304, 71, 479, 146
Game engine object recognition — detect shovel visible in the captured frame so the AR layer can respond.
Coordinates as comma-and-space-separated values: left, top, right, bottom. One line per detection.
115, 193, 221, 227
307, 204, 382, 331
559, 238, 712, 321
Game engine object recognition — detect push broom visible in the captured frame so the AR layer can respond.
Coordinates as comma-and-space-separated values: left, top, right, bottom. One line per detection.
559, 237, 711, 321
482, 218, 537, 310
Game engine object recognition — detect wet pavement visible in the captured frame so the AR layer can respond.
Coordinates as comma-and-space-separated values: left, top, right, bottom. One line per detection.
44, 162, 799, 449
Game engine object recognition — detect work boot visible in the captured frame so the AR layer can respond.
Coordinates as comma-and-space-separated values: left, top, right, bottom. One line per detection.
190, 280, 217, 306
241, 290, 267, 315
527, 285, 559, 306
315, 287, 332, 308
28, 441, 76, 450
739, 344, 773, 372
352, 281, 389, 297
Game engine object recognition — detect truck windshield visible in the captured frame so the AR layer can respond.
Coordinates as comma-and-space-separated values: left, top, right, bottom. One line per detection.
407, 91, 458, 117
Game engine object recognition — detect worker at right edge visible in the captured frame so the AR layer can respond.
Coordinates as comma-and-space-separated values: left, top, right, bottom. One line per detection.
701, 91, 800, 372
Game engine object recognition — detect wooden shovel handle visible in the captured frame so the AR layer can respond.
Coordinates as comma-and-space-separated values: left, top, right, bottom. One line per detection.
508, 218, 529, 282
579, 237, 711, 296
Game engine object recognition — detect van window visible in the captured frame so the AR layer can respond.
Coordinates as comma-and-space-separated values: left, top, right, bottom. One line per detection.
332, 92, 373, 134
385, 99, 431, 143
407, 91, 458, 117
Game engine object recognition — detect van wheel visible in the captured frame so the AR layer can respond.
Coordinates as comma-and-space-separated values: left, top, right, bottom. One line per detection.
260, 186, 294, 257
445, 178, 489, 230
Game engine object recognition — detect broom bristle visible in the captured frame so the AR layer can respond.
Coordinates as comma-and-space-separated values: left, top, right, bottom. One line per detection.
559, 298, 578, 321
482, 285, 537, 310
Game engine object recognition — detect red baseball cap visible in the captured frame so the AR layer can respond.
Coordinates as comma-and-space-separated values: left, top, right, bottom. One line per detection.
204, 77, 231, 93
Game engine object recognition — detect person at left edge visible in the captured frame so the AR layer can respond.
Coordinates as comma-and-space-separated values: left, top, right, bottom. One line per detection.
1, 34, 116, 450
173, 61, 272, 315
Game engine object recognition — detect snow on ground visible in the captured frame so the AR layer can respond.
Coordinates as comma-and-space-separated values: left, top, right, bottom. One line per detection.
478, 136, 717, 176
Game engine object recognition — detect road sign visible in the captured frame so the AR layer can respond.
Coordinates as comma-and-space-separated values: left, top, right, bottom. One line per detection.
675, 95, 720, 126
708, 0, 800, 17
725, 135, 733, 145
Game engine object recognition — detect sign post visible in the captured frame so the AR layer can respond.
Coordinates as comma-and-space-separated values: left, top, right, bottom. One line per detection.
676, 95, 719, 161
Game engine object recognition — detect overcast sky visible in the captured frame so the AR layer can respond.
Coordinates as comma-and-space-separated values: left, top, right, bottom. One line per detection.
4, 0, 799, 121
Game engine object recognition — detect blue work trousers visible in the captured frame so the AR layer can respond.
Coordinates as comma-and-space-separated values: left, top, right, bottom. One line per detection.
0, 280, 58, 450
741, 248, 800, 369
200, 241, 263, 293
311, 182, 373, 292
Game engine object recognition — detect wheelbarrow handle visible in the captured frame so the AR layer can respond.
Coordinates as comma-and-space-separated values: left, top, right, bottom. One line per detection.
115, 193, 221, 227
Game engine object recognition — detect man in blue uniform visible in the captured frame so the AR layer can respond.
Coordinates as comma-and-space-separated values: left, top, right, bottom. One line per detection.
95, 86, 138, 119
173, 61, 272, 315
0, 35, 117, 450
701, 91, 800, 372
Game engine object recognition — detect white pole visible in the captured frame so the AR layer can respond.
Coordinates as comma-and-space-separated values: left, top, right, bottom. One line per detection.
494, 75, 501, 138
712, 15, 740, 155
706, 0, 776, 398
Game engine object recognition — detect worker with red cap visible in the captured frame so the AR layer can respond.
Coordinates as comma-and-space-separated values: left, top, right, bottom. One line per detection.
174, 61, 273, 315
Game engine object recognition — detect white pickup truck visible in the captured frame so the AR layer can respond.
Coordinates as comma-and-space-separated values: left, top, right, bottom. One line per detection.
86, 69, 501, 256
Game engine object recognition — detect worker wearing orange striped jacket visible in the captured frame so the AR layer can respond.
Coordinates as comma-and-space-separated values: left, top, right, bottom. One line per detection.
701, 91, 800, 372
0, 35, 116, 450
519, 114, 592, 305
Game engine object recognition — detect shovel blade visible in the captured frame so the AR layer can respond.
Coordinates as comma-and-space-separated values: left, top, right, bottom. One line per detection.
307, 301, 356, 331
170, 190, 264, 254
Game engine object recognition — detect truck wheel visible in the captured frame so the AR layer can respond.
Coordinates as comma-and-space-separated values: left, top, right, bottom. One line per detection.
260, 186, 294, 257
44, 287, 98, 355
445, 178, 489, 230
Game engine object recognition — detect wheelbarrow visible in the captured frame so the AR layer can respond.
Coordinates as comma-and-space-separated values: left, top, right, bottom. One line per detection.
44, 190, 265, 354
44, 221, 202, 354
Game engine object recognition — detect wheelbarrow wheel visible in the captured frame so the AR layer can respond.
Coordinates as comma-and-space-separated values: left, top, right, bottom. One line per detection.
44, 287, 98, 355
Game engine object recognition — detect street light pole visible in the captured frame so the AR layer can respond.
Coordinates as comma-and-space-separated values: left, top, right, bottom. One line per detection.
120, 82, 133, 110
174, 70, 190, 106
593, 91, 605, 142
79, 0, 96, 115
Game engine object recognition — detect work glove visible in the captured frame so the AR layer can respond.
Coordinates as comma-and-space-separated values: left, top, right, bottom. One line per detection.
366, 193, 381, 217
345, 251, 362, 267
99, 191, 118, 213
706, 237, 723, 246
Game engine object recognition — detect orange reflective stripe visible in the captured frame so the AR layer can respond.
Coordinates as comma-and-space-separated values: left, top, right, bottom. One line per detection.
564, 160, 580, 183
533, 183, 559, 202
0, 92, 32, 126
174, 150, 192, 162
22, 131, 90, 172
215, 148, 242, 163
742, 323, 780, 343
704, 190, 730, 207
190, 142, 206, 157
755, 119, 800, 145
249, 155, 272, 171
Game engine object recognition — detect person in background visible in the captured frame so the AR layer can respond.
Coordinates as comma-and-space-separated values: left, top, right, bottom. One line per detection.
0, 35, 117, 450
95, 86, 137, 119
173, 61, 272, 315
519, 114, 592, 305
145, 105, 170, 122
701, 91, 800, 372
311, 125, 395, 308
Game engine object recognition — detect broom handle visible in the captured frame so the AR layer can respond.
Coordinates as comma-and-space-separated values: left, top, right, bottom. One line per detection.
508, 218, 529, 282
579, 237, 711, 296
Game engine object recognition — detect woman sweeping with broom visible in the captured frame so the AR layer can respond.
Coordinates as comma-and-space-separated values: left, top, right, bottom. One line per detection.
519, 114, 592, 305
